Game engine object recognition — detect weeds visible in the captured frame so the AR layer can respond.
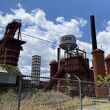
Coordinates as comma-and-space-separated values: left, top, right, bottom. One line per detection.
0, 90, 94, 110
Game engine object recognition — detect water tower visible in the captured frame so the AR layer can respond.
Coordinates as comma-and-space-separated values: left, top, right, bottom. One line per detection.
59, 35, 77, 58
46, 34, 91, 92
57, 34, 89, 80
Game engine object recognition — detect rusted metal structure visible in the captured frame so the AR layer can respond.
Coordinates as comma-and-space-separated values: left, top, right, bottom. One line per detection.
44, 67, 65, 91
92, 49, 107, 98
64, 55, 89, 80
49, 58, 65, 78
90, 15, 106, 78
0, 19, 26, 66
59, 35, 90, 81
50, 60, 58, 78
105, 54, 110, 74
45, 35, 92, 91
92, 49, 106, 78
90, 15, 107, 98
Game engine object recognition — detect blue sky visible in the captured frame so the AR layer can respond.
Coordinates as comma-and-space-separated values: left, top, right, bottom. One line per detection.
0, 0, 110, 74
1, 0, 110, 42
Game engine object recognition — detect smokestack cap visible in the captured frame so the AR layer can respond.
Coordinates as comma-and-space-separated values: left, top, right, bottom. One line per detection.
60, 58, 65, 62
93, 49, 104, 52
50, 60, 58, 65
92, 49, 104, 54
105, 54, 110, 61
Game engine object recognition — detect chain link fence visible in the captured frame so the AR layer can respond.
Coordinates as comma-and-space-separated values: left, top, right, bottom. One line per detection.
0, 73, 110, 110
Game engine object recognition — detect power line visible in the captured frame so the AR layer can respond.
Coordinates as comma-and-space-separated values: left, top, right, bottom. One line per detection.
22, 33, 59, 45
0, 25, 92, 55
0, 26, 59, 45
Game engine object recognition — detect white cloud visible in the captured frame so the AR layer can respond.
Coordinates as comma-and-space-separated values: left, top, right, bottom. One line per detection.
77, 40, 92, 53
0, 5, 89, 75
97, 21, 110, 56
56, 17, 65, 23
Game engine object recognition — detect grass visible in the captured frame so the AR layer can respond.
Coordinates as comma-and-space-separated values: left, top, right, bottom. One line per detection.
0, 90, 95, 110
0, 90, 18, 110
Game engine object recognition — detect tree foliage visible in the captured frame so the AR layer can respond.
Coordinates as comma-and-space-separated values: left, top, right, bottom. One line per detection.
0, 64, 21, 74
97, 75, 110, 86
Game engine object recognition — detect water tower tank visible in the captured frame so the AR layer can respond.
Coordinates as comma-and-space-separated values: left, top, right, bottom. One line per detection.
59, 35, 77, 50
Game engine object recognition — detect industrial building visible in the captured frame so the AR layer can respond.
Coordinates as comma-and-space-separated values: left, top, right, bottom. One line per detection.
0, 19, 26, 84
44, 16, 110, 98
0, 19, 26, 66
31, 55, 41, 84
45, 34, 93, 93
0, 16, 110, 98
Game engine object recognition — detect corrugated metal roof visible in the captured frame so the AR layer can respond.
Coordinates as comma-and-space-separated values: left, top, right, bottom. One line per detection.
0, 73, 16, 84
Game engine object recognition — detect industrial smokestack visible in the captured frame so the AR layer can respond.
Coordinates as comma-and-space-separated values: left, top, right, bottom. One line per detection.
90, 15, 97, 51
57, 47, 61, 70
57, 47, 60, 62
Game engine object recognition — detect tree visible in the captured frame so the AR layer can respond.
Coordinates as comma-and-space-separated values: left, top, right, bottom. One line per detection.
98, 75, 110, 86
97, 75, 110, 101
0, 64, 21, 74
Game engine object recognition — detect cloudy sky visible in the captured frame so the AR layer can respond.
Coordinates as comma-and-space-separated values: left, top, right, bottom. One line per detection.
0, 0, 110, 76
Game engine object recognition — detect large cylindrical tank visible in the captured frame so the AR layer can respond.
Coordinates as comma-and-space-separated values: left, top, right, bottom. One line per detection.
105, 54, 110, 74
0, 47, 20, 65
64, 56, 87, 74
49, 60, 58, 78
60, 58, 65, 68
0, 38, 26, 66
92, 49, 106, 98
92, 49, 106, 79
60, 35, 77, 50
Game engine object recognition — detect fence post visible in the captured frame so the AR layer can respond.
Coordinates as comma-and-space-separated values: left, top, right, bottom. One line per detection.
18, 75, 22, 110
74, 75, 82, 110
79, 80, 82, 110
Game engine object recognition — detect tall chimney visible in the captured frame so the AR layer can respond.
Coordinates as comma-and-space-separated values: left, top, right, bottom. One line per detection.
92, 49, 106, 98
90, 15, 106, 98
90, 15, 97, 51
